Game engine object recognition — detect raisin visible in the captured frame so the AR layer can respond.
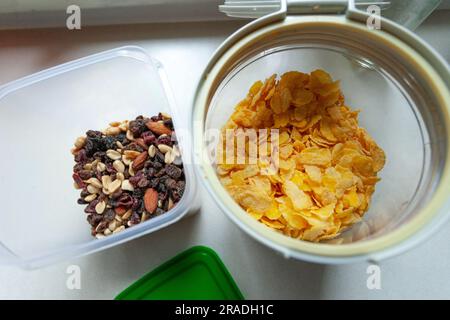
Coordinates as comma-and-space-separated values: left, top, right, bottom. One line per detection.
73, 162, 84, 173
165, 178, 177, 190
132, 189, 145, 198
163, 119, 174, 130
165, 164, 182, 180
129, 213, 141, 226
93, 151, 106, 161
110, 189, 123, 200
146, 167, 156, 178
95, 221, 108, 233
151, 114, 162, 121
155, 150, 165, 164
78, 170, 93, 180
80, 189, 90, 198
129, 171, 144, 187
87, 213, 103, 227
116, 132, 127, 144
129, 119, 147, 138
103, 209, 116, 222
131, 197, 142, 210
86, 130, 102, 139
84, 199, 99, 214
156, 134, 172, 146
137, 176, 149, 188
102, 136, 117, 150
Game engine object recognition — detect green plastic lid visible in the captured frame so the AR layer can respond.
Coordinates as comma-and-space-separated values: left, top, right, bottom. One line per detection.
115, 246, 244, 300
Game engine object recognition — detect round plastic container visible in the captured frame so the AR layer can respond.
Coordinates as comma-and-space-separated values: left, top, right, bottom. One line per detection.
0, 46, 197, 268
193, 8, 450, 263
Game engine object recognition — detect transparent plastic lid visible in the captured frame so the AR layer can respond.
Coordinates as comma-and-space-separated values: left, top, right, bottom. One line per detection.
0, 46, 195, 268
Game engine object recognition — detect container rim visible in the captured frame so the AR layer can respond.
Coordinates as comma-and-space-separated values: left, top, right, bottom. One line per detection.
192, 15, 450, 263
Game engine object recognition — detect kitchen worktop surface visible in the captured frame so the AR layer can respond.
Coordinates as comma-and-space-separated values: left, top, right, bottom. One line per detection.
0, 11, 449, 299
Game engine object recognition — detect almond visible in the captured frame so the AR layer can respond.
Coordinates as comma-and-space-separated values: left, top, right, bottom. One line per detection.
132, 151, 148, 171
135, 138, 148, 150
144, 188, 158, 213
146, 121, 172, 135
123, 150, 141, 159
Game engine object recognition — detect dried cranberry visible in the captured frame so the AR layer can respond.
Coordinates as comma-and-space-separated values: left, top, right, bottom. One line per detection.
117, 193, 133, 208
74, 149, 88, 163
72, 173, 86, 188
141, 131, 156, 145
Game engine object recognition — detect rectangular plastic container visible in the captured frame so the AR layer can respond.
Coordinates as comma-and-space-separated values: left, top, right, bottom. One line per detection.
0, 46, 197, 268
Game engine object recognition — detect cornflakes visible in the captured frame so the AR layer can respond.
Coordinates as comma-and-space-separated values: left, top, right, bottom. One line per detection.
217, 69, 385, 242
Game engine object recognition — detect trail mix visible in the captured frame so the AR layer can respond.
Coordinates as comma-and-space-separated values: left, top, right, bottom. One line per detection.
71, 114, 185, 238
217, 69, 386, 242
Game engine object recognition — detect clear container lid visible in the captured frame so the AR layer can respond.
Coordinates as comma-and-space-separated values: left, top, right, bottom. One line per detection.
0, 46, 196, 268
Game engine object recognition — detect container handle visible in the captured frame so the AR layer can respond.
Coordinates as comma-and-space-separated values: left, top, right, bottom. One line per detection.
219, 0, 442, 30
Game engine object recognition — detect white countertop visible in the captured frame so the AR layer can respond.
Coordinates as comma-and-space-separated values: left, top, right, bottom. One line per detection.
0, 11, 449, 299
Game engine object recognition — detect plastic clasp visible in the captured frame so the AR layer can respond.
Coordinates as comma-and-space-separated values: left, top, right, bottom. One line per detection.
287, 0, 348, 14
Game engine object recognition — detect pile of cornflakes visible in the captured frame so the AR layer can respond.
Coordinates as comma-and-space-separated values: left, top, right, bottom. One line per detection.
216, 69, 385, 242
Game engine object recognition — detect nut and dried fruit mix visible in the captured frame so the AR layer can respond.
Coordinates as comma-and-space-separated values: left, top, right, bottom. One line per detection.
217, 69, 386, 242
72, 114, 185, 238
